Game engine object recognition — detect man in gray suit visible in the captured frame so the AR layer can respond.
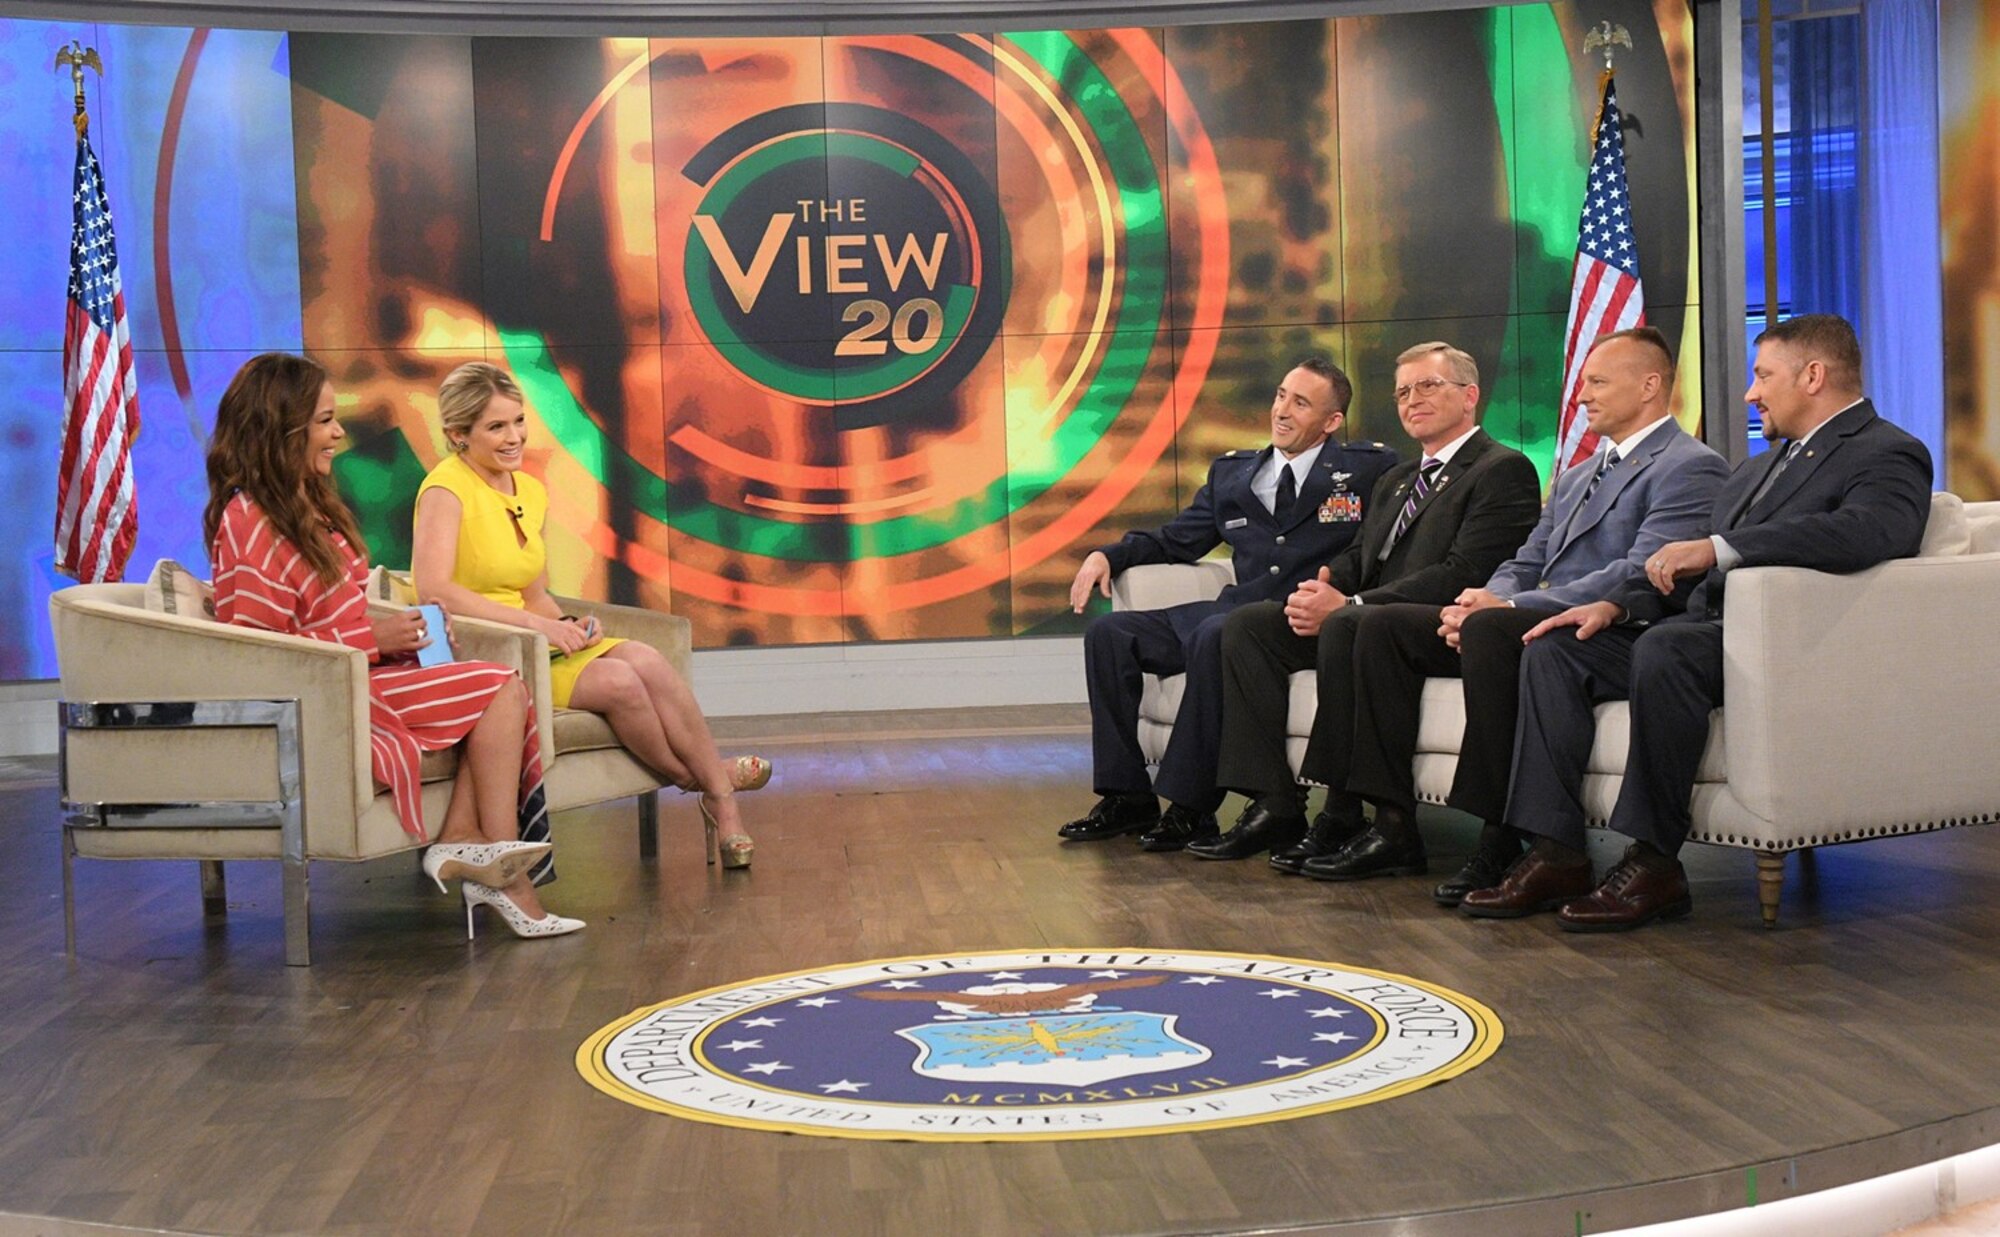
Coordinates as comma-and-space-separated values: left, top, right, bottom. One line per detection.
1477, 314, 1932, 929
1326, 328, 1729, 889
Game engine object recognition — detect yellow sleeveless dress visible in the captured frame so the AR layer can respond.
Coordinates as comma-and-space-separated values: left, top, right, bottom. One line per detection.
416, 454, 621, 708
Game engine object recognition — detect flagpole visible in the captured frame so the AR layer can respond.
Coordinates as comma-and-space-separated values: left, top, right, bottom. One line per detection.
52, 40, 143, 585
1554, 23, 1646, 478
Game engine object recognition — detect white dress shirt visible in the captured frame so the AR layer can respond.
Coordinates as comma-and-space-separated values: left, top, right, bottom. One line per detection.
1251, 440, 1326, 516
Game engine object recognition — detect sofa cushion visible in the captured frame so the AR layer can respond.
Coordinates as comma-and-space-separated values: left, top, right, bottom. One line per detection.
142, 558, 215, 620
1920, 492, 1970, 557
1587, 701, 1728, 782
1970, 518, 2000, 555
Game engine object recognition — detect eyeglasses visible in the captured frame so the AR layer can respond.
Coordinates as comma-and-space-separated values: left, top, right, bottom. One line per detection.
1393, 377, 1469, 405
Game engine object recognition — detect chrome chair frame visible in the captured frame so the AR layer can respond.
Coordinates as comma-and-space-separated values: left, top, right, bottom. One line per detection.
59, 699, 310, 965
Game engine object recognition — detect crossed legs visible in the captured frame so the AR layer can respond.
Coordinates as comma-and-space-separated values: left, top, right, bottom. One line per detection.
570, 642, 754, 845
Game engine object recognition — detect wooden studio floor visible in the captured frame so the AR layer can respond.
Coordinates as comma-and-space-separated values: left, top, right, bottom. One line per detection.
7, 705, 2000, 1236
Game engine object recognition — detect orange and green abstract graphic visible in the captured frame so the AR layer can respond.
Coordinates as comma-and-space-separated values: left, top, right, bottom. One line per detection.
0, 5, 1697, 670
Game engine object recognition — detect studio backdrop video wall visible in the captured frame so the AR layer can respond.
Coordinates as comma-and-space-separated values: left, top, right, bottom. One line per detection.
0, 3, 1698, 676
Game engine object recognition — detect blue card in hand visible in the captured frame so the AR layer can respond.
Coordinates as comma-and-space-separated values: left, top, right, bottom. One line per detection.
413, 603, 454, 667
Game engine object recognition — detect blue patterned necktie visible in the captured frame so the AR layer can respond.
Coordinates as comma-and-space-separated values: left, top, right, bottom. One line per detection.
1380, 457, 1443, 559
1582, 446, 1620, 502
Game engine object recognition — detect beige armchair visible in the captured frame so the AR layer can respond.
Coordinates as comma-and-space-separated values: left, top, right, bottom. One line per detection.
51, 580, 537, 964
52, 567, 694, 966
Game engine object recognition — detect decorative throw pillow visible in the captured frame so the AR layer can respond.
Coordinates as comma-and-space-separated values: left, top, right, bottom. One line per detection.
141, 558, 216, 619
1918, 491, 1971, 558
366, 564, 415, 604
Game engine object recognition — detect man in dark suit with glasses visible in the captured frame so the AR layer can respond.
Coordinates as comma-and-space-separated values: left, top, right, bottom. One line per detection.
1200, 341, 1542, 864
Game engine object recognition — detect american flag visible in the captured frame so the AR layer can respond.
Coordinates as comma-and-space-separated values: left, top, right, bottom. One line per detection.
1553, 77, 1647, 475
55, 126, 141, 583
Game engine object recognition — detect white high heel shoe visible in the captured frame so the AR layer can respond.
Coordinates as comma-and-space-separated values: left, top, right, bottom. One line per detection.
463, 881, 585, 940
422, 840, 552, 893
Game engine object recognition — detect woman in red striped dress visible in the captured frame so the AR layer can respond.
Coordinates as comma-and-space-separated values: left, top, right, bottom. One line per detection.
204, 353, 580, 940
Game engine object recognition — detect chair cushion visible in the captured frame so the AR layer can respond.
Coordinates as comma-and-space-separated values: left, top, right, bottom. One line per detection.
141, 558, 215, 620
374, 745, 459, 792
554, 707, 624, 755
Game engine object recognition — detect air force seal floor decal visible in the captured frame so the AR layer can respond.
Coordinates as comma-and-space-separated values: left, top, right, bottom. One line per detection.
576, 950, 1502, 1141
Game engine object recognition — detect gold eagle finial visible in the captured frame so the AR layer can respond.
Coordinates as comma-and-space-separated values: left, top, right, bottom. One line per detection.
1582, 22, 1633, 73
54, 41, 103, 137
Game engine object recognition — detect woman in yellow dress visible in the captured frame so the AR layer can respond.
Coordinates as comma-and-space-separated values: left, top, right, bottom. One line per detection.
411, 363, 767, 868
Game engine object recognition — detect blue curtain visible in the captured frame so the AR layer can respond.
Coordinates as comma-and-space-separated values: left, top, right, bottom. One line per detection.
1784, 16, 1862, 328
1861, 0, 1946, 485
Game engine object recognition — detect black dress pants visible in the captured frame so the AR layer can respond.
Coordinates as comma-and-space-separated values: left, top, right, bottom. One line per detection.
1083, 600, 1232, 811
1216, 600, 1367, 801
1345, 603, 1544, 820
1505, 614, 1725, 853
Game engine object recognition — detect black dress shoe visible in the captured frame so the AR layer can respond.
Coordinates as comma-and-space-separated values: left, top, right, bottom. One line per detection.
1138, 804, 1220, 852
1432, 850, 1519, 906
1184, 802, 1308, 861
1270, 806, 1367, 874
1057, 794, 1159, 842
1301, 825, 1428, 880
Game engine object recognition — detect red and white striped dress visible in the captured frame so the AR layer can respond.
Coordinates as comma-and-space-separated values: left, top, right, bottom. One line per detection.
211, 493, 548, 844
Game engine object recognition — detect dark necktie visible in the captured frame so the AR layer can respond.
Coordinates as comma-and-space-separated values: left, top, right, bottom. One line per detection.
1555, 448, 1619, 547
1273, 462, 1297, 518
1582, 447, 1620, 503
1746, 439, 1803, 510
1380, 457, 1443, 559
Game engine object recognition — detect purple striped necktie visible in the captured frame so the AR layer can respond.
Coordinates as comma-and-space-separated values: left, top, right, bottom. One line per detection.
1380, 457, 1443, 559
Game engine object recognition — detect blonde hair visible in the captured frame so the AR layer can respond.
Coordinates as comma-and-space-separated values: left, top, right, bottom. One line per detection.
437, 362, 525, 451
1395, 341, 1480, 389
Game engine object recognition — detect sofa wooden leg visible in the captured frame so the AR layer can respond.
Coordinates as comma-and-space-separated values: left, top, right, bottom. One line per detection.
1755, 852, 1785, 928
637, 792, 659, 861
199, 860, 227, 918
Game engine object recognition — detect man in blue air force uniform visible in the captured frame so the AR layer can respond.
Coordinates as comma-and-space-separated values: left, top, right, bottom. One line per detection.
1059, 357, 1398, 852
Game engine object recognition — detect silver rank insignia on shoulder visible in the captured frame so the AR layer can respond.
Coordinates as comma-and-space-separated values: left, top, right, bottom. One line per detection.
1319, 492, 1363, 523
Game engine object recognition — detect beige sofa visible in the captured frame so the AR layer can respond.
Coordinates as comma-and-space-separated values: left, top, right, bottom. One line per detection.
51, 574, 690, 964
1119, 494, 2000, 925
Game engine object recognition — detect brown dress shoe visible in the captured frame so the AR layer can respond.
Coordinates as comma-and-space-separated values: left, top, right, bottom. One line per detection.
1459, 850, 1595, 918
1557, 850, 1692, 933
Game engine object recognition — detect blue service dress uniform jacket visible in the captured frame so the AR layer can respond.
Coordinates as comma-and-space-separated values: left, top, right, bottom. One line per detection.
1085, 440, 1398, 803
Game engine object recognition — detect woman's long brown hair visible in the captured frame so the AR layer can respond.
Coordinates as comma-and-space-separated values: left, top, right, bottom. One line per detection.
202, 353, 368, 585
